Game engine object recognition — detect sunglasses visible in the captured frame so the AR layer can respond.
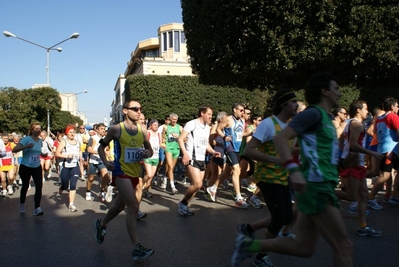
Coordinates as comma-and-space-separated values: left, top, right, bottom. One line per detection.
237, 109, 244, 112
125, 106, 142, 112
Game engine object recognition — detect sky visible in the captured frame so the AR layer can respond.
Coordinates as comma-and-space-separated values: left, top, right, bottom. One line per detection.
1, 0, 183, 124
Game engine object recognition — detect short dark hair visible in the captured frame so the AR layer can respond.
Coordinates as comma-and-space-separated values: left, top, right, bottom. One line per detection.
198, 106, 212, 117
348, 100, 366, 118
231, 102, 244, 113
305, 72, 336, 105
382, 97, 398, 112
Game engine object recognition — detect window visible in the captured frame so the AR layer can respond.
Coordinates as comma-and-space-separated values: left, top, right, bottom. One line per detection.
181, 31, 185, 43
174, 31, 180, 52
168, 31, 173, 48
162, 32, 167, 51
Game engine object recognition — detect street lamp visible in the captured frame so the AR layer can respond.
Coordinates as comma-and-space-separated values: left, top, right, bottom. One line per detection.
3, 30, 79, 85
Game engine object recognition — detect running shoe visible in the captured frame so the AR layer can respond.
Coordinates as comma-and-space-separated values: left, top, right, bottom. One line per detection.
367, 199, 383, 210
94, 219, 106, 244
143, 190, 153, 198
253, 255, 276, 267
278, 231, 296, 239
68, 203, 78, 212
137, 210, 147, 220
131, 243, 154, 260
171, 187, 179, 195
100, 191, 106, 203
160, 178, 167, 189
357, 225, 382, 237
247, 184, 257, 193
105, 186, 113, 203
7, 185, 14, 195
347, 206, 370, 215
230, 233, 253, 267
223, 179, 230, 189
178, 201, 194, 216
86, 192, 92, 201
1, 190, 6, 197
385, 196, 399, 204
79, 176, 86, 181
206, 187, 217, 202
19, 203, 25, 214
33, 207, 44, 216
235, 197, 250, 209
249, 195, 262, 209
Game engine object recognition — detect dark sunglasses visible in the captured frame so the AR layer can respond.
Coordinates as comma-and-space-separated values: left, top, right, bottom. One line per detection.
125, 106, 142, 112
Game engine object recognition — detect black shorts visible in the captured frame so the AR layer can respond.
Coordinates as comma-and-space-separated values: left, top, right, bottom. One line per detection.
379, 152, 399, 172
212, 157, 226, 167
225, 151, 240, 166
189, 160, 206, 171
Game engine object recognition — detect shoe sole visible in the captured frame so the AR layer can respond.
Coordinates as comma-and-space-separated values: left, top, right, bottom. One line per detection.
357, 232, 382, 237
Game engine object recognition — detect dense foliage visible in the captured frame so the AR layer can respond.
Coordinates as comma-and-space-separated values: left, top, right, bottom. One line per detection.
125, 75, 359, 122
0, 87, 83, 135
181, 0, 399, 92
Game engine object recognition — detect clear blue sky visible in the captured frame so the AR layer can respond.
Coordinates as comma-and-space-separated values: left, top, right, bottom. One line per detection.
1, 0, 183, 124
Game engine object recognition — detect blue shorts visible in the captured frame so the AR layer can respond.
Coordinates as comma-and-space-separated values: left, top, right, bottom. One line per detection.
88, 162, 106, 175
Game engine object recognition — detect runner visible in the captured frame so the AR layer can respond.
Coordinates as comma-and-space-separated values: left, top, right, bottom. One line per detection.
94, 99, 154, 261
177, 106, 221, 215
231, 72, 353, 267
12, 122, 45, 216
55, 125, 83, 212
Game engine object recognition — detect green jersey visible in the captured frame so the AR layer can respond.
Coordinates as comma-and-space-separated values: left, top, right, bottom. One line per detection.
297, 105, 339, 183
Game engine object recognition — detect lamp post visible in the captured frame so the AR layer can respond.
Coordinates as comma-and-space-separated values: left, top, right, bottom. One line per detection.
3, 30, 79, 85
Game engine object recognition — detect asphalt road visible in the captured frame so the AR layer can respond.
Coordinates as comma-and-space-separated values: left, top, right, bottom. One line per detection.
0, 171, 397, 267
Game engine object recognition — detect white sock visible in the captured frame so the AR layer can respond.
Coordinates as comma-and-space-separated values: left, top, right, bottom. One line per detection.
170, 181, 175, 188
236, 194, 242, 199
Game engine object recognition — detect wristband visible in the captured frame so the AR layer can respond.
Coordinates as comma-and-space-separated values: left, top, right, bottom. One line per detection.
288, 166, 301, 174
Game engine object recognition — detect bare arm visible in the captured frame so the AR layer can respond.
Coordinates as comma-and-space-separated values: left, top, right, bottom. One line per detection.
244, 137, 283, 165
178, 130, 190, 165
216, 116, 230, 140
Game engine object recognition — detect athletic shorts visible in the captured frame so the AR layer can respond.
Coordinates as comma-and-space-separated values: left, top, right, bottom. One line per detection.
159, 148, 165, 162
88, 162, 106, 175
40, 155, 52, 161
113, 174, 139, 188
82, 152, 89, 161
188, 160, 206, 171
379, 152, 399, 172
166, 148, 180, 159
144, 158, 159, 166
295, 180, 339, 215
340, 166, 366, 180
212, 156, 226, 167
225, 151, 240, 166
0, 165, 14, 172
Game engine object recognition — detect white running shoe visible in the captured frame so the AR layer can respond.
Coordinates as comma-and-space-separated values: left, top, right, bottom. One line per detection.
7, 185, 14, 195
86, 192, 92, 201
105, 186, 113, 203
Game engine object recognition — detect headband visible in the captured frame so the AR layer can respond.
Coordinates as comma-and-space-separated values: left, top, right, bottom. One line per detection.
275, 91, 297, 106
65, 126, 75, 135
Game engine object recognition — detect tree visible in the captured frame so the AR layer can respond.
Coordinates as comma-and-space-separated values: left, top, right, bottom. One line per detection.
181, 0, 399, 89
0, 86, 82, 134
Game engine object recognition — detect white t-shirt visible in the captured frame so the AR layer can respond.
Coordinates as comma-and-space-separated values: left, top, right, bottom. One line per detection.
183, 119, 210, 161
253, 116, 287, 143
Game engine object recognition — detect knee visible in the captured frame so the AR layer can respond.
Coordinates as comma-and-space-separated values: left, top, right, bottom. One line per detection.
194, 181, 203, 190
125, 203, 139, 214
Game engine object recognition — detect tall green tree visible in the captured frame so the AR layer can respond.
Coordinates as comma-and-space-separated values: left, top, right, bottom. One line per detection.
181, 0, 399, 89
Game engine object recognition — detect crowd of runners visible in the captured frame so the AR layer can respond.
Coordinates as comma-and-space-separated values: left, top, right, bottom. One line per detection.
1, 72, 398, 266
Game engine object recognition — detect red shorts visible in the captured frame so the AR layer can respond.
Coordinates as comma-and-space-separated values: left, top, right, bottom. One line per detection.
340, 166, 366, 180
112, 174, 139, 188
40, 155, 52, 161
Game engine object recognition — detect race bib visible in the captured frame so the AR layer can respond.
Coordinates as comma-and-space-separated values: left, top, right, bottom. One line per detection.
124, 148, 144, 163
29, 155, 40, 165
153, 145, 159, 153
197, 137, 208, 147
236, 132, 243, 142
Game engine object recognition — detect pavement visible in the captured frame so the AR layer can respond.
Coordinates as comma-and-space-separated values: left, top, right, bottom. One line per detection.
0, 171, 398, 267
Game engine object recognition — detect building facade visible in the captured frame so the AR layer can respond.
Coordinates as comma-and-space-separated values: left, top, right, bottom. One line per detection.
110, 22, 193, 124
59, 93, 88, 125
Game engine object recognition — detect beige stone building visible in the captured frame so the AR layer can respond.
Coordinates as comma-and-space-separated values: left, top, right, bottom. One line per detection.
111, 22, 193, 124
